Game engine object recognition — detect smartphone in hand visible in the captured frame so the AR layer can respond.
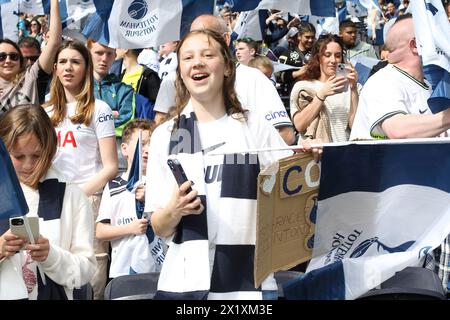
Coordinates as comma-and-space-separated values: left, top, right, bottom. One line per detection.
336, 63, 349, 92
167, 158, 193, 193
167, 158, 201, 210
9, 216, 39, 243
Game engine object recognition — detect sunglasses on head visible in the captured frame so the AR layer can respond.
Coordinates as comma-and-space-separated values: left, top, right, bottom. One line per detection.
0, 52, 20, 62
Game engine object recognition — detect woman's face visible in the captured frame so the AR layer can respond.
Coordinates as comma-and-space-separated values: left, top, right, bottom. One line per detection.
0, 42, 21, 81
10, 133, 42, 183
30, 21, 40, 34
179, 34, 228, 103
55, 48, 87, 94
319, 41, 343, 78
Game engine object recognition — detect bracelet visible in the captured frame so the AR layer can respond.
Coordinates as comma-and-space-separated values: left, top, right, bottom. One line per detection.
316, 94, 325, 102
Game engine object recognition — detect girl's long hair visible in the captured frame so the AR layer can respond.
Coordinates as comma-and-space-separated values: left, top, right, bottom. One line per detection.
299, 33, 345, 81
44, 40, 95, 127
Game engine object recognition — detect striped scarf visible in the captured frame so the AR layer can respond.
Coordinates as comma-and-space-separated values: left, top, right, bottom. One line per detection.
154, 102, 286, 300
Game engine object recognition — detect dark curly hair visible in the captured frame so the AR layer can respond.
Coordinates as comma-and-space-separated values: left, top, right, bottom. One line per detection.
299, 33, 345, 81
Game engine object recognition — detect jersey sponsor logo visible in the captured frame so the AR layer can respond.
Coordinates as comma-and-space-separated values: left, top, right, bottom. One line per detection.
57, 130, 77, 148
98, 112, 114, 123
265, 110, 289, 121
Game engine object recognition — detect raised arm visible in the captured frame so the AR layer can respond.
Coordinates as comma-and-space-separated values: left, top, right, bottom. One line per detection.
38, 0, 62, 74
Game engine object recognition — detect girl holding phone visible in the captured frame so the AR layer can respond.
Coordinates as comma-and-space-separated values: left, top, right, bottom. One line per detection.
290, 34, 359, 142
145, 29, 293, 300
0, 105, 96, 300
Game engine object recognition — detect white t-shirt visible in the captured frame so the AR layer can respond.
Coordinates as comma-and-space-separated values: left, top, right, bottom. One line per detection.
153, 63, 293, 130
350, 64, 432, 140
290, 79, 352, 142
46, 100, 115, 185
97, 173, 158, 277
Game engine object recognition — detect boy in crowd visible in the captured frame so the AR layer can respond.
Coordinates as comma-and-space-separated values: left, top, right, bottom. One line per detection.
96, 119, 165, 279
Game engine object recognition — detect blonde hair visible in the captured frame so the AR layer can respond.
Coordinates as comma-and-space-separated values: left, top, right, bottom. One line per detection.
44, 40, 95, 127
0, 105, 57, 189
248, 55, 274, 74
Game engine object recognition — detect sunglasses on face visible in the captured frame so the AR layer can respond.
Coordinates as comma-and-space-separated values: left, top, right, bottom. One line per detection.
0, 52, 20, 62
25, 55, 39, 62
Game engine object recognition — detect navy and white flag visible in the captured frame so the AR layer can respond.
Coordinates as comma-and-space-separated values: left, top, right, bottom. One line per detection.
230, 0, 335, 17
308, 8, 339, 38
0, 0, 19, 42
232, 10, 263, 41
284, 139, 450, 300
410, 0, 450, 113
346, 0, 367, 18
0, 139, 29, 221
82, 0, 215, 49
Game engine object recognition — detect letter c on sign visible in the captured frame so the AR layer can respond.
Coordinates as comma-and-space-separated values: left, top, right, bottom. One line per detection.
283, 165, 302, 196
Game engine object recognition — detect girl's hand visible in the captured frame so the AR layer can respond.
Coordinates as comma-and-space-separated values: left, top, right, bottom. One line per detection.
167, 181, 204, 219
1, 231, 27, 258
346, 63, 358, 90
25, 235, 50, 262
317, 75, 348, 99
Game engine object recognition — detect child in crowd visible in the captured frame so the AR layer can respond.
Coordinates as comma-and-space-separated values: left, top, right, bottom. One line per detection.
96, 119, 165, 279
0, 105, 96, 300
248, 55, 275, 80
44, 40, 118, 300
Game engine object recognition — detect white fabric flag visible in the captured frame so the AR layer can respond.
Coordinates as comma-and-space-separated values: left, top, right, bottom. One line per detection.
410, 0, 450, 113
283, 139, 450, 300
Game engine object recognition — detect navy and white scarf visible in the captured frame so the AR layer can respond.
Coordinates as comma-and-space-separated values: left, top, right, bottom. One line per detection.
0, 178, 68, 300
154, 102, 288, 300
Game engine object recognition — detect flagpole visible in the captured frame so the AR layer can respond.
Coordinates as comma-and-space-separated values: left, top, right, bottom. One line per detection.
207, 137, 450, 156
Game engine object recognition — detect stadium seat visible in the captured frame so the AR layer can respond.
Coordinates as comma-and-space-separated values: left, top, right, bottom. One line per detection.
358, 267, 446, 300
104, 272, 160, 300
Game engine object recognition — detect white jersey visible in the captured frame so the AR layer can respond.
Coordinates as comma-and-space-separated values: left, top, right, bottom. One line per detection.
153, 63, 293, 129
46, 100, 116, 185
350, 64, 432, 140
97, 174, 160, 277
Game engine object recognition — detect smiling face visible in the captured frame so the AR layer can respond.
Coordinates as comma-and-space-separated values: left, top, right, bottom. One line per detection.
320, 41, 343, 79
178, 33, 229, 105
0, 42, 21, 81
55, 48, 87, 95
10, 133, 42, 183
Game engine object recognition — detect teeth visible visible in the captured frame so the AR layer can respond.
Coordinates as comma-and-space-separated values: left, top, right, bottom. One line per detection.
193, 74, 208, 80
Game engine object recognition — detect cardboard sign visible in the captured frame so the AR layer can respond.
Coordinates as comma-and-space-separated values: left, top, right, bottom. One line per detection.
255, 153, 320, 287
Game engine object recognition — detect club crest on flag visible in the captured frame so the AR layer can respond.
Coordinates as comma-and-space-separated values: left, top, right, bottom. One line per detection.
118, 0, 159, 42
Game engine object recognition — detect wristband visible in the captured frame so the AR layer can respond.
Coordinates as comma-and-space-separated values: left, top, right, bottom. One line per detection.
316, 94, 325, 102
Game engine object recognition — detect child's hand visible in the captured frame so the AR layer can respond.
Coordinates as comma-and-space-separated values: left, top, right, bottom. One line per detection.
135, 183, 146, 202
128, 218, 148, 236
1, 231, 27, 258
25, 235, 50, 262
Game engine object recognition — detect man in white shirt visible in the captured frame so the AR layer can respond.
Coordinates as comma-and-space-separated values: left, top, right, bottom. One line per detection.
350, 14, 450, 140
